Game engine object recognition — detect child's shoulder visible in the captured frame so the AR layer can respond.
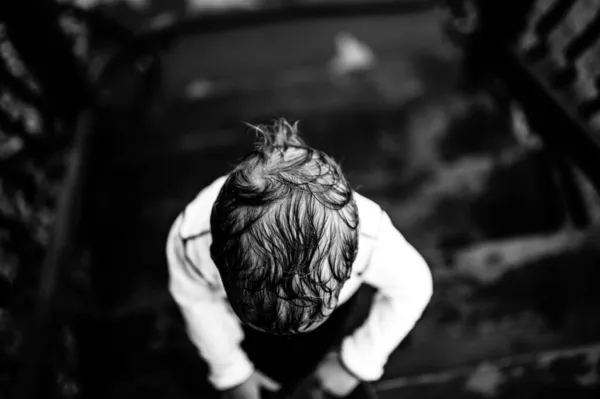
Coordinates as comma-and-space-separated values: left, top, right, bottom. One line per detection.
178, 175, 228, 240
353, 191, 383, 240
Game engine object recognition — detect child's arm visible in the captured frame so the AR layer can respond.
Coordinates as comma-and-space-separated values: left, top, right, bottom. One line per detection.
166, 214, 255, 391
316, 211, 433, 394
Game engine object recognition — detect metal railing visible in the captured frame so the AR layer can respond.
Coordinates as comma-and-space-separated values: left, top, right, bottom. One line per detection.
3, 1, 131, 397
12, 110, 94, 399
449, 0, 600, 191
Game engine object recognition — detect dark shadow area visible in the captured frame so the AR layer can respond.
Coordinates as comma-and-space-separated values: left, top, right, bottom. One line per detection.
438, 100, 514, 163
473, 246, 600, 335
469, 150, 567, 239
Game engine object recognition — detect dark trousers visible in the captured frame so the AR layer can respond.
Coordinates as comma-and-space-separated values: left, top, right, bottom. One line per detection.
164, 284, 377, 399
241, 284, 376, 391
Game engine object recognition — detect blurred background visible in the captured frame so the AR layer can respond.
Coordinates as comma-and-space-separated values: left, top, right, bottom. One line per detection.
1, 1, 600, 399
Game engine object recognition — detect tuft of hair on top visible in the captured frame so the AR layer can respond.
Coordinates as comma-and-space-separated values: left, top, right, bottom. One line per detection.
245, 118, 306, 156
210, 118, 360, 336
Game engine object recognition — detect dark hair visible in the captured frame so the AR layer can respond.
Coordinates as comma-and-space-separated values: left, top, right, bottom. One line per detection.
210, 119, 359, 335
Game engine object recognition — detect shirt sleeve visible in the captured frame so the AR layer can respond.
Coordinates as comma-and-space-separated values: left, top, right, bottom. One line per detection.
339, 211, 433, 381
166, 214, 255, 390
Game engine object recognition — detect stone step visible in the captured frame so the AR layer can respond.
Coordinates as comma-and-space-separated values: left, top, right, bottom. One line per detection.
370, 343, 600, 399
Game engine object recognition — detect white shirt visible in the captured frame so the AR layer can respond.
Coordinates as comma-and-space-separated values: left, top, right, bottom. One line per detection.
166, 175, 433, 390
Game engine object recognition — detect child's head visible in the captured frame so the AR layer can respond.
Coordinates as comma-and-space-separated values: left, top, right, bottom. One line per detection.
210, 119, 359, 335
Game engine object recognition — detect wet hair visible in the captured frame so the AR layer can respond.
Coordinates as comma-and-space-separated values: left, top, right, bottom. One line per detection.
210, 119, 359, 335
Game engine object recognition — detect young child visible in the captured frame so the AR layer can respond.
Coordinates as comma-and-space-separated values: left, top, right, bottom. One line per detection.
166, 119, 433, 399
